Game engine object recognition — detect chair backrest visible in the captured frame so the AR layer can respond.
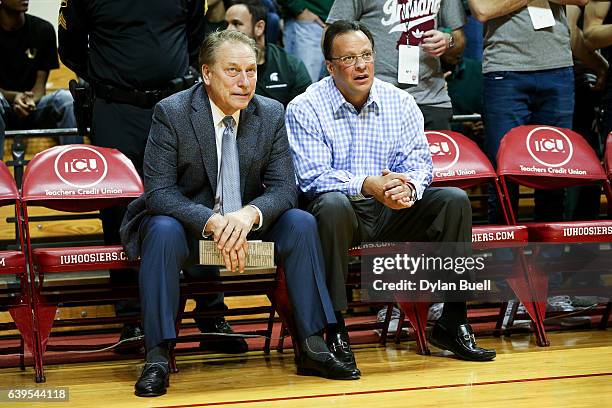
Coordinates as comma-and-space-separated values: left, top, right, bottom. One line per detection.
425, 130, 496, 188
0, 160, 19, 207
497, 125, 606, 189
21, 145, 143, 211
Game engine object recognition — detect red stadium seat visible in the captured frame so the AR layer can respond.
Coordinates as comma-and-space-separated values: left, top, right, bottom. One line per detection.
0, 161, 37, 379
20, 145, 297, 379
417, 130, 549, 348
20, 145, 143, 382
497, 125, 612, 334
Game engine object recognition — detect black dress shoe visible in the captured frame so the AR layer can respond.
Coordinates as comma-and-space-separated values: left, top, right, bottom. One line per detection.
327, 330, 361, 375
199, 318, 249, 354
429, 322, 496, 361
296, 351, 360, 380
134, 363, 169, 397
116, 323, 145, 355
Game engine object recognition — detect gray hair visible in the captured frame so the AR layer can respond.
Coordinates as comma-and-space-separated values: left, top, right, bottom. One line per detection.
198, 30, 258, 68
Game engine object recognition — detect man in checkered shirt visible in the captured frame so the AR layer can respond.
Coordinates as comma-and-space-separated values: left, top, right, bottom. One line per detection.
286, 20, 496, 365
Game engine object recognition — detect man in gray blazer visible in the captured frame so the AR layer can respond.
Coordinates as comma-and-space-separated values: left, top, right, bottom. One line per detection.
120, 30, 359, 397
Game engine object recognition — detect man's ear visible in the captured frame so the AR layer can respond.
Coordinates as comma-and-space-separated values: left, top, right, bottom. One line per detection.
254, 20, 266, 38
201, 65, 211, 85
325, 60, 334, 77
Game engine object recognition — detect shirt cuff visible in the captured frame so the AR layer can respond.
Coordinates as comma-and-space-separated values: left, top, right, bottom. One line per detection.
249, 205, 263, 231
413, 181, 425, 201
202, 213, 215, 238
348, 175, 368, 201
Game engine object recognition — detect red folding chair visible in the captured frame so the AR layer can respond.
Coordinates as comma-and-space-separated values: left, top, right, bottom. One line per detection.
20, 145, 143, 382
391, 130, 545, 353
0, 161, 37, 376
497, 125, 612, 335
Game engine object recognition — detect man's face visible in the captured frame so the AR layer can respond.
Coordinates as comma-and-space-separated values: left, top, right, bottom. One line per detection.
225, 5, 256, 39
1, 0, 29, 12
225, 5, 265, 42
202, 41, 257, 115
326, 30, 375, 106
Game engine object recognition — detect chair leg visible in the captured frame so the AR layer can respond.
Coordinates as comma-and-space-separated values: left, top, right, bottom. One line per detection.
276, 323, 286, 353
506, 252, 550, 347
379, 303, 393, 346
493, 301, 508, 337
397, 302, 430, 355
504, 300, 520, 334
394, 309, 405, 345
269, 267, 300, 357
263, 303, 275, 354
9, 303, 44, 381
169, 297, 187, 374
19, 336, 25, 371
33, 304, 56, 383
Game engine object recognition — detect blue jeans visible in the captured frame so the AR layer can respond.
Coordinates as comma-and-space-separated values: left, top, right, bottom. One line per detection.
0, 89, 83, 159
283, 20, 325, 82
482, 68, 575, 224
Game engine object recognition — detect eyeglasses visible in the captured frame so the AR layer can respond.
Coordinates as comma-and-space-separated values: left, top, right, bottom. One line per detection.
329, 51, 375, 67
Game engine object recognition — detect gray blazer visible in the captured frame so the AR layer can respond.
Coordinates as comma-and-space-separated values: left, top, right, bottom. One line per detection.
120, 83, 298, 260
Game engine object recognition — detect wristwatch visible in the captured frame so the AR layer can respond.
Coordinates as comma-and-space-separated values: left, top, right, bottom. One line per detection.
447, 33, 455, 49
406, 182, 417, 203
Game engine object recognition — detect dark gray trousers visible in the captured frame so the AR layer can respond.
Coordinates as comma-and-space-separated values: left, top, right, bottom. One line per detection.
307, 187, 471, 311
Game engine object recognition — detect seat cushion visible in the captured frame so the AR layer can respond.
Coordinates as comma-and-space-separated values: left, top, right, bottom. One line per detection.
348, 225, 528, 255
525, 220, 612, 242
0, 250, 26, 275
32, 245, 139, 273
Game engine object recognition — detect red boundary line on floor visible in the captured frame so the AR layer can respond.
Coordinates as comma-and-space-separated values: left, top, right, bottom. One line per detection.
157, 371, 612, 407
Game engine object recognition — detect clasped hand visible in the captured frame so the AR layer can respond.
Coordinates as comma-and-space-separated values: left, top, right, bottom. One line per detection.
364, 169, 416, 210
13, 91, 36, 118
205, 207, 258, 274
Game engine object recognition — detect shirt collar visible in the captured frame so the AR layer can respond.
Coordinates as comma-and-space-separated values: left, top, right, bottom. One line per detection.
209, 98, 241, 129
327, 76, 380, 116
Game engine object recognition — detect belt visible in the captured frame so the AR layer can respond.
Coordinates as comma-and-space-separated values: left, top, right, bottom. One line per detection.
93, 75, 197, 108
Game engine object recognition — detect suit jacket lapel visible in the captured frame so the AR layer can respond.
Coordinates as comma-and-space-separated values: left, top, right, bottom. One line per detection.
190, 86, 218, 193
237, 101, 260, 196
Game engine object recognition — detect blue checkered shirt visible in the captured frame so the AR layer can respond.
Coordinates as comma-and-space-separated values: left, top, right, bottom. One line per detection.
286, 77, 432, 201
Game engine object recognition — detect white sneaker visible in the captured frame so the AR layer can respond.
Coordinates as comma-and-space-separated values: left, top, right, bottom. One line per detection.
376, 306, 401, 333
546, 295, 574, 312
427, 303, 443, 321
502, 300, 531, 329
546, 295, 591, 327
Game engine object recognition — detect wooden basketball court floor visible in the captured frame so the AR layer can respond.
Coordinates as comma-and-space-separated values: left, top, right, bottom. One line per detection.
0, 330, 610, 407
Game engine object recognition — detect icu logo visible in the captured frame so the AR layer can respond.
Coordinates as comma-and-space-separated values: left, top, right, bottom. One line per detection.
54, 146, 108, 188
426, 131, 459, 171
526, 127, 573, 167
